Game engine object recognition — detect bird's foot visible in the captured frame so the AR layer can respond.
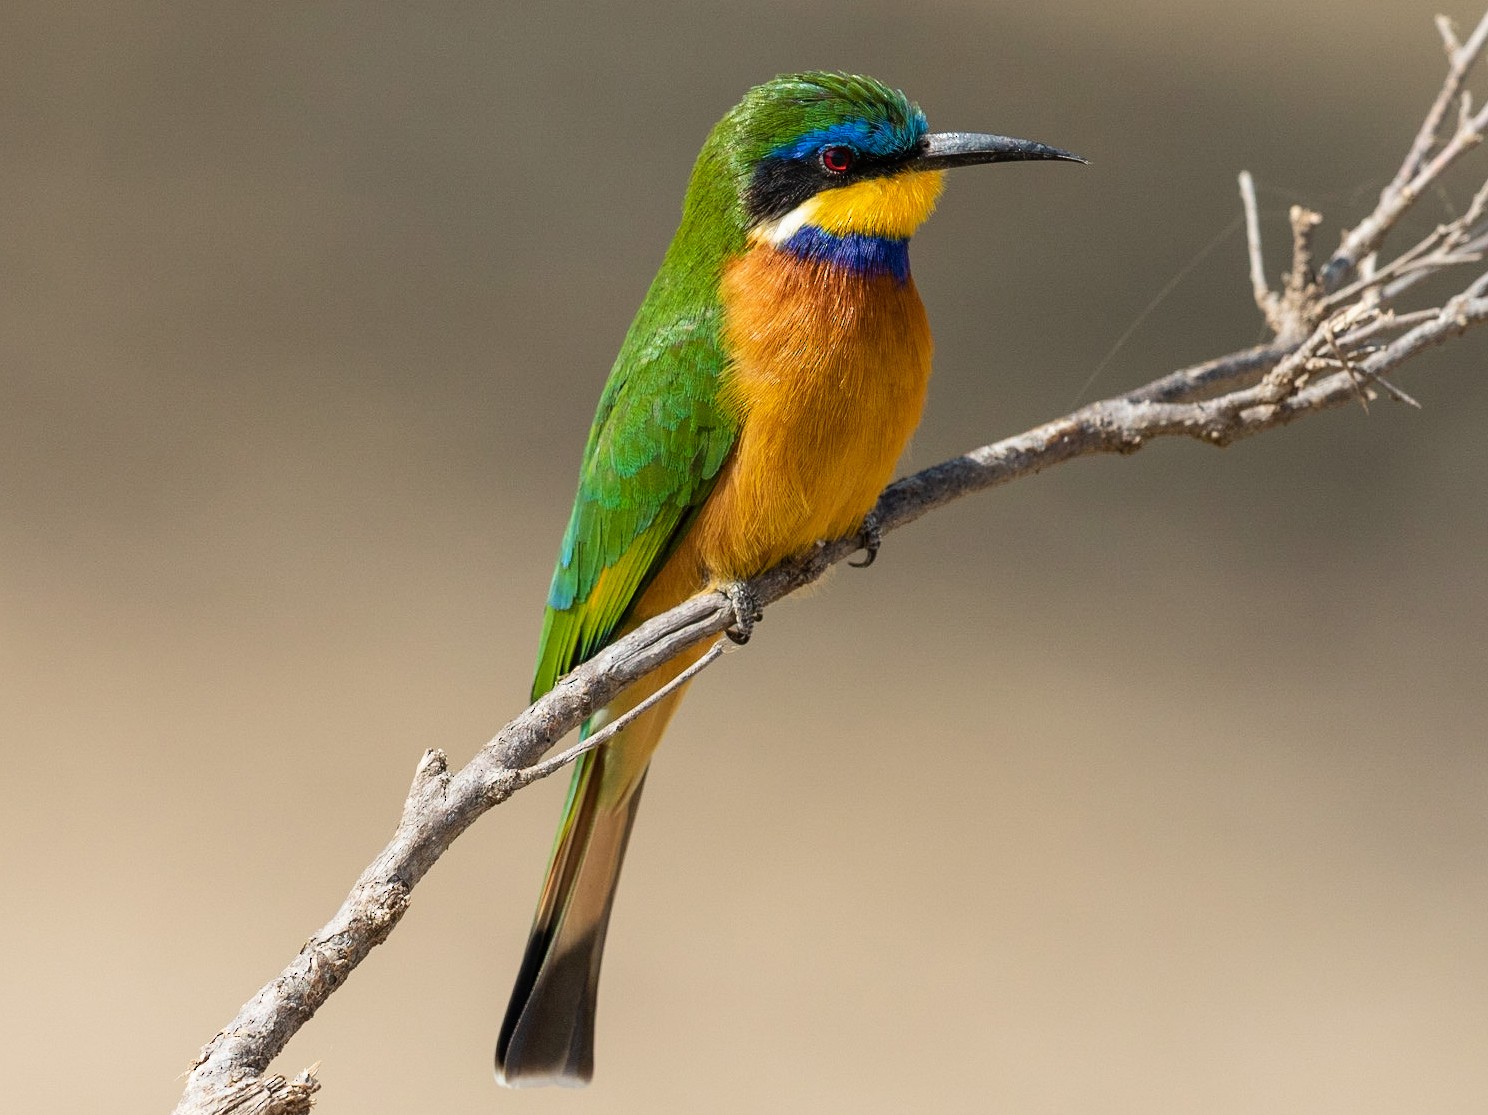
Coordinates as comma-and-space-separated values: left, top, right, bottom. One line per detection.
721, 581, 763, 645
848, 512, 882, 569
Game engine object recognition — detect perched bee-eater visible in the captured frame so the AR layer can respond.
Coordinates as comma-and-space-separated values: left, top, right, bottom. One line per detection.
496, 72, 1081, 1087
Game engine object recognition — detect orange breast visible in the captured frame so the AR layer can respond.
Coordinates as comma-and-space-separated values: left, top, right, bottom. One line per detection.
685, 243, 933, 582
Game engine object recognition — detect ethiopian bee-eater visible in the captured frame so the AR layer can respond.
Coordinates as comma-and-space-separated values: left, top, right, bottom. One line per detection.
496, 72, 1081, 1087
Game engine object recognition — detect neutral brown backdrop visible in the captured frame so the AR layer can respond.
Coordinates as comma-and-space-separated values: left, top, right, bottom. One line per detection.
5, 2, 1487, 1112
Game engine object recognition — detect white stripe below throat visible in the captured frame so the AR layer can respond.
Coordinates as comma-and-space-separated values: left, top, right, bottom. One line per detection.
751, 197, 819, 246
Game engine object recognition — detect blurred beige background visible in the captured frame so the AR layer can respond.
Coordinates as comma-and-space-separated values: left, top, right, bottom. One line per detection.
5, 1, 1488, 1112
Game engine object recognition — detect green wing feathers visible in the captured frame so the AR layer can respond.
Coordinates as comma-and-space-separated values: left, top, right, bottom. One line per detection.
533, 312, 736, 701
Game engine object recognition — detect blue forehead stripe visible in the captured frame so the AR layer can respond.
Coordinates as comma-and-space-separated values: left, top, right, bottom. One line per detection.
770, 114, 928, 161
780, 226, 911, 283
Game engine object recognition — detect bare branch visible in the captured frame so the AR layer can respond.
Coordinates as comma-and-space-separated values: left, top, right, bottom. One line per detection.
1239, 170, 1278, 324
173, 11, 1488, 1113
1439, 13, 1463, 57
202, 1070, 318, 1115
1282, 205, 1323, 319
1323, 11, 1488, 290
1399, 12, 1488, 195
513, 640, 728, 787
1238, 179, 1325, 342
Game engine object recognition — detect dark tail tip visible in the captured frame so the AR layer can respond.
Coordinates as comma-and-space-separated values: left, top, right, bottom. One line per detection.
495, 925, 602, 1088
495, 765, 649, 1088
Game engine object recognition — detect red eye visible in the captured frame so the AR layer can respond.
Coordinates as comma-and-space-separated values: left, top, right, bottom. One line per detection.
821, 145, 855, 174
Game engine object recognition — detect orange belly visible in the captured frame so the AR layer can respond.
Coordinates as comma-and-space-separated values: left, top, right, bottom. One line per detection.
602, 243, 933, 791
631, 242, 931, 634
692, 243, 931, 580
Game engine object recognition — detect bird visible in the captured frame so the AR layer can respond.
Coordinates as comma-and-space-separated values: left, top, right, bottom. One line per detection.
496, 71, 1082, 1087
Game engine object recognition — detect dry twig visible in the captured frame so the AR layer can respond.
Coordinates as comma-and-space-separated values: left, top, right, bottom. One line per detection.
174, 13, 1488, 1113
1321, 10, 1488, 290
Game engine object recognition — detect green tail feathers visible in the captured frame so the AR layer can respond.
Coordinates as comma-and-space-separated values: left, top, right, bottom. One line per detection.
495, 749, 648, 1088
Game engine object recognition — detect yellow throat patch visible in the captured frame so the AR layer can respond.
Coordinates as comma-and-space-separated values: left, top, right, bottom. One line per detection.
755, 169, 946, 244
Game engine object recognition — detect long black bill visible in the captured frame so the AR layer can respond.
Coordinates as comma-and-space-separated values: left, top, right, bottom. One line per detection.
916, 131, 1086, 170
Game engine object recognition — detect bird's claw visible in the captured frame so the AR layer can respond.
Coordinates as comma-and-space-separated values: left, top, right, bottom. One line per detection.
721, 581, 763, 645
848, 513, 882, 569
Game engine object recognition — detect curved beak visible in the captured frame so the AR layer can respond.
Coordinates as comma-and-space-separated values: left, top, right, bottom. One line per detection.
915, 131, 1086, 170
